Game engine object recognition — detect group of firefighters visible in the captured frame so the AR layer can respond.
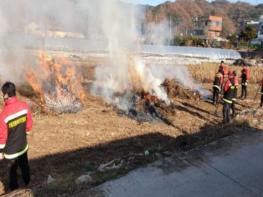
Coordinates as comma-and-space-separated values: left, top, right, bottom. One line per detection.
212, 61, 263, 123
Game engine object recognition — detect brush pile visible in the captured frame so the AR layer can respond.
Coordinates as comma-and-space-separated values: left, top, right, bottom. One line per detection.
117, 90, 176, 126
117, 77, 205, 125
162, 79, 202, 100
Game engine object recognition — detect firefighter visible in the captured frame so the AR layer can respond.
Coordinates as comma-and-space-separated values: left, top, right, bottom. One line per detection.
240, 63, 250, 99
219, 61, 229, 79
223, 75, 235, 123
228, 69, 233, 78
0, 82, 33, 191
219, 61, 224, 75
231, 71, 239, 118
212, 68, 223, 105
223, 64, 229, 80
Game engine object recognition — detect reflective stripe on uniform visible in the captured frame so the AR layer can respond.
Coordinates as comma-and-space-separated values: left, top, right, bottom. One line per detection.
232, 98, 237, 101
4, 109, 28, 123
213, 85, 221, 90
223, 98, 232, 104
4, 144, 28, 159
0, 144, 5, 149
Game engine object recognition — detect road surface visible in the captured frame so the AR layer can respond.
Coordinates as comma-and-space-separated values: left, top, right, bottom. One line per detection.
78, 131, 263, 197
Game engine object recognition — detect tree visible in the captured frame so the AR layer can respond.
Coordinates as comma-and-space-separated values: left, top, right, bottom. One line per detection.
239, 25, 257, 42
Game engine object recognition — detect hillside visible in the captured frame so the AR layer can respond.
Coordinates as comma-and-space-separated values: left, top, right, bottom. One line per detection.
145, 0, 263, 37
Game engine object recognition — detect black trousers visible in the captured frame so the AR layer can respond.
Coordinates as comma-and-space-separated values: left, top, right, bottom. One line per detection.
8, 152, 30, 190
212, 87, 220, 104
261, 94, 263, 107
223, 102, 231, 123
241, 85, 247, 99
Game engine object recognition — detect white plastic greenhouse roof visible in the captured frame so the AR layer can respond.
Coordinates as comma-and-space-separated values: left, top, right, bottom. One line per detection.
142, 45, 241, 60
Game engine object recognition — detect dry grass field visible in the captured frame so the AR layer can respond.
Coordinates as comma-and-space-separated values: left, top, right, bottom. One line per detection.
0, 61, 262, 196
188, 63, 263, 84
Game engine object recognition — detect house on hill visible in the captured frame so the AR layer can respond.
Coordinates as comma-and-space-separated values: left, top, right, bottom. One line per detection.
192, 15, 223, 41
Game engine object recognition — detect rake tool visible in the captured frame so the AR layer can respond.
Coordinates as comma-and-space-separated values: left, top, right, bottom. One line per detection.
214, 95, 223, 116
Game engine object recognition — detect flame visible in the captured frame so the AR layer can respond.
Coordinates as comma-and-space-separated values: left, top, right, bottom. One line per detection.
126, 57, 169, 105
128, 57, 150, 92
26, 51, 86, 113
92, 55, 170, 111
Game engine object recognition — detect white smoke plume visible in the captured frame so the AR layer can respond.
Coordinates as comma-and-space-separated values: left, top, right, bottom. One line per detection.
143, 19, 172, 45
0, 0, 210, 111
139, 63, 210, 99
0, 0, 138, 83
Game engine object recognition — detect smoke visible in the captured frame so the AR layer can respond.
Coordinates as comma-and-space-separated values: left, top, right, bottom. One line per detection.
146, 63, 210, 98
172, 65, 210, 98
0, 0, 210, 111
143, 19, 172, 45
0, 0, 137, 83
87, 2, 176, 110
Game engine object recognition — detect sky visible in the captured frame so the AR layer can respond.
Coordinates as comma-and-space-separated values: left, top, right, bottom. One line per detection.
122, 0, 262, 6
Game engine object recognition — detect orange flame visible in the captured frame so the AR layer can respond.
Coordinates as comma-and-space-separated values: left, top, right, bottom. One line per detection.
128, 57, 150, 92
26, 51, 86, 112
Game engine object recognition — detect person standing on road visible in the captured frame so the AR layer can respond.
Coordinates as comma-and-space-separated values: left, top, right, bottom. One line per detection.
223, 75, 235, 123
240, 63, 250, 99
0, 82, 33, 191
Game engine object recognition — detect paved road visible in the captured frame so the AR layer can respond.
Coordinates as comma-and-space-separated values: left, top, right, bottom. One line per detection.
80, 132, 263, 197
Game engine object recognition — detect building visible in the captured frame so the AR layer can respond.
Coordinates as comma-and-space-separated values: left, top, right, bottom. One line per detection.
206, 16, 223, 40
251, 15, 263, 46
192, 15, 223, 41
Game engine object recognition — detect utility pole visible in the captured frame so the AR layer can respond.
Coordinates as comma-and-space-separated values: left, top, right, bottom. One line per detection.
169, 15, 172, 45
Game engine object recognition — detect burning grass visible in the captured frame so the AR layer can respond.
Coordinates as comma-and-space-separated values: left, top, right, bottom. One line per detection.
90, 56, 211, 127
117, 90, 176, 126
116, 77, 205, 127
162, 79, 202, 100
26, 52, 86, 113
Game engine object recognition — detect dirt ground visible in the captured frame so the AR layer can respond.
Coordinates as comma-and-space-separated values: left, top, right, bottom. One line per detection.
0, 62, 263, 196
